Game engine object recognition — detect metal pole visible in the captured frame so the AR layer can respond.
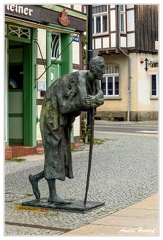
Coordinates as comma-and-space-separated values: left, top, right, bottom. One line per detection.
87, 5, 93, 129
87, 5, 93, 69
84, 5, 93, 205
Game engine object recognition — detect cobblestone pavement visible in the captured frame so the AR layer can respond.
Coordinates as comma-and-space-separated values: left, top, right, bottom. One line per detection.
5, 131, 158, 236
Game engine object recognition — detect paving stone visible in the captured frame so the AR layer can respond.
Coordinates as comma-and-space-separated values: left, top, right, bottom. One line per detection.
5, 131, 158, 235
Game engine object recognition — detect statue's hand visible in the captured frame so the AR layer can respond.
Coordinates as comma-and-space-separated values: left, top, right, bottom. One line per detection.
84, 95, 97, 107
97, 89, 104, 99
94, 90, 104, 106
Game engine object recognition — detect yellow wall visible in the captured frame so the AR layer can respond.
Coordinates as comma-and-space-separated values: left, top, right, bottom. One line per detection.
97, 53, 128, 112
97, 52, 158, 114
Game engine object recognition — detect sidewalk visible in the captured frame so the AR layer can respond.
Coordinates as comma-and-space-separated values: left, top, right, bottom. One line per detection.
63, 193, 159, 236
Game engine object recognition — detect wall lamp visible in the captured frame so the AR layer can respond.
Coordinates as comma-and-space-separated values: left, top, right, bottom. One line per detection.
140, 58, 154, 71
144, 58, 154, 71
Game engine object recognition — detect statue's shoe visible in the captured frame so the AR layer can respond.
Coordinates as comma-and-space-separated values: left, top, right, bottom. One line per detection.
29, 175, 40, 200
48, 196, 71, 204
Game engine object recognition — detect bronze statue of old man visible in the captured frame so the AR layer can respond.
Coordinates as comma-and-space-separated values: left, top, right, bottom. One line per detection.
29, 56, 105, 204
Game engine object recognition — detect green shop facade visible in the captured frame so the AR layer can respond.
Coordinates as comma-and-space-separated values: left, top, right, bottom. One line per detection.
5, 5, 86, 159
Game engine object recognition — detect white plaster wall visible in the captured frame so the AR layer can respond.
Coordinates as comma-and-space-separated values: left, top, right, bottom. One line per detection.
110, 10, 115, 31
138, 78, 151, 110
37, 29, 46, 59
111, 33, 116, 47
137, 53, 158, 111
103, 37, 109, 48
95, 38, 101, 49
127, 33, 135, 47
73, 5, 82, 11
120, 36, 126, 47
62, 4, 71, 8
72, 41, 79, 64
127, 5, 134, 9
127, 10, 135, 32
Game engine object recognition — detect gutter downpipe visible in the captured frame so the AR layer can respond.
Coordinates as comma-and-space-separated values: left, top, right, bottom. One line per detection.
118, 5, 131, 122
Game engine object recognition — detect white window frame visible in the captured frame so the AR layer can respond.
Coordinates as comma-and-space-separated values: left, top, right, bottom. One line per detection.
51, 33, 61, 60
93, 5, 108, 35
102, 74, 119, 97
119, 5, 126, 33
101, 64, 120, 99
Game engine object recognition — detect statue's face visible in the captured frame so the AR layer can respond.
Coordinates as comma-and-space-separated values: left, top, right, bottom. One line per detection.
92, 59, 105, 80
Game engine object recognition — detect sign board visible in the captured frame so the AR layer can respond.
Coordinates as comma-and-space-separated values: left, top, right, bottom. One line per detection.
148, 67, 158, 75
72, 36, 79, 42
37, 80, 46, 91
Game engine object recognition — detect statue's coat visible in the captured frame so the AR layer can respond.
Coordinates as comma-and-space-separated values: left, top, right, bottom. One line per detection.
40, 71, 100, 180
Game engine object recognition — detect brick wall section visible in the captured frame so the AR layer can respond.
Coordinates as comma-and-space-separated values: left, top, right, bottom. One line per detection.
5, 146, 12, 159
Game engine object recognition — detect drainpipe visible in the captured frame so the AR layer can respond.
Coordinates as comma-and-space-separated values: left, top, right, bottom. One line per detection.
118, 5, 131, 122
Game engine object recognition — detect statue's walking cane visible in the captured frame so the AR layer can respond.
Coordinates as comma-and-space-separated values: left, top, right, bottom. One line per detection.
84, 83, 95, 205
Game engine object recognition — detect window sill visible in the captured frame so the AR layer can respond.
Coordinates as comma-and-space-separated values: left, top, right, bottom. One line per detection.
93, 32, 108, 37
104, 96, 122, 100
150, 96, 158, 100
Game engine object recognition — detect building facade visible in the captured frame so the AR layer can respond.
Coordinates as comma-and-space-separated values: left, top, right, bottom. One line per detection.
5, 4, 86, 159
91, 4, 158, 121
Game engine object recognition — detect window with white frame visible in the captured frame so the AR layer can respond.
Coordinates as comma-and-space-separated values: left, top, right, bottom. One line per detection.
151, 75, 158, 97
92, 5, 108, 34
101, 65, 119, 97
51, 33, 61, 60
119, 5, 125, 33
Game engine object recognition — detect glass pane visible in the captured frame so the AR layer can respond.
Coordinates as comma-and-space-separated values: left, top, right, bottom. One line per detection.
152, 75, 156, 95
102, 77, 106, 95
102, 5, 107, 12
92, 7, 96, 14
97, 6, 100, 13
51, 34, 60, 58
115, 76, 119, 95
115, 66, 119, 73
96, 16, 101, 33
103, 15, 107, 32
119, 5, 124, 11
105, 65, 109, 74
121, 14, 124, 32
92, 17, 94, 34
100, 5, 103, 12
108, 65, 112, 73
9, 64, 23, 89
108, 77, 113, 95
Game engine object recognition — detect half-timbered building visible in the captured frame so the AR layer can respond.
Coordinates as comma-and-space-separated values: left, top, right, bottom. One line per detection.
91, 4, 158, 121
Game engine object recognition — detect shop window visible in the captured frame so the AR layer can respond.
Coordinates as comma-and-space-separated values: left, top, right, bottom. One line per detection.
101, 64, 119, 97
92, 5, 108, 35
151, 75, 158, 97
51, 33, 61, 60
